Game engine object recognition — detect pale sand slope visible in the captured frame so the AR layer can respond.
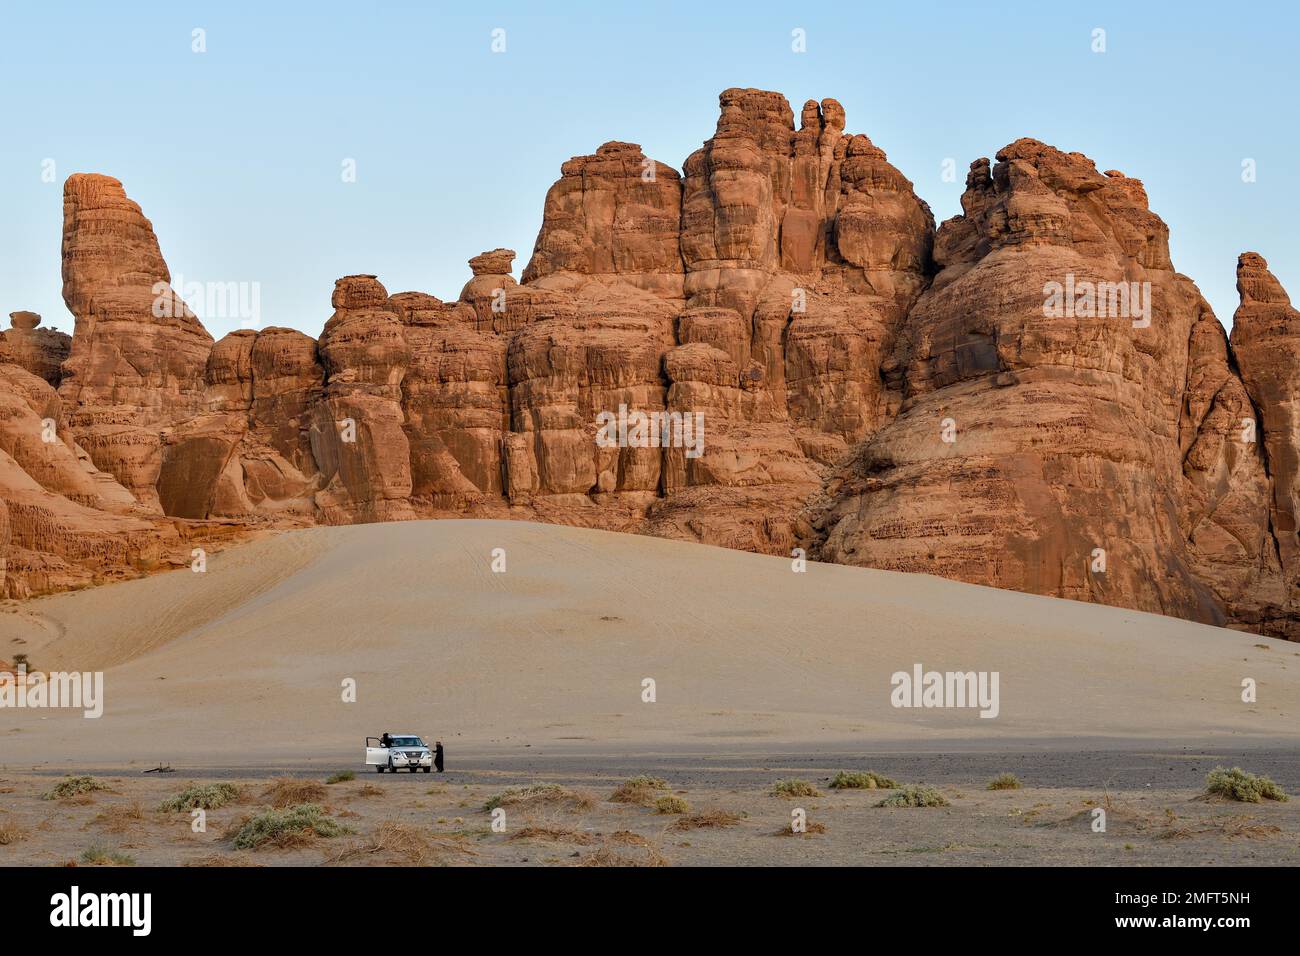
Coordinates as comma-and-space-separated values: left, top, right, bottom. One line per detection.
1, 520, 1295, 765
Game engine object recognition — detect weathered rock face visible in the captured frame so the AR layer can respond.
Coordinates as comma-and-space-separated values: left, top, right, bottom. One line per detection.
157, 326, 322, 521
0, 312, 71, 387
0, 362, 175, 597
812, 139, 1296, 637
681, 90, 931, 322
522, 141, 685, 299
311, 276, 415, 524
821, 142, 1202, 614
1179, 301, 1281, 633
4, 90, 1296, 637
399, 301, 508, 504
57, 173, 213, 509
1229, 253, 1300, 638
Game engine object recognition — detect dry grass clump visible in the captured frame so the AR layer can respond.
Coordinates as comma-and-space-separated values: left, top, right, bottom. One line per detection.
324, 821, 472, 865
159, 782, 241, 812
230, 804, 350, 850
876, 785, 950, 808
829, 770, 898, 790
1042, 795, 1153, 833
42, 776, 109, 801
987, 773, 1023, 791
0, 821, 27, 845
654, 795, 691, 815
483, 784, 594, 813
262, 778, 328, 808
1204, 767, 1288, 803
667, 809, 745, 831
79, 845, 135, 866
606, 830, 651, 847
1160, 816, 1283, 841
508, 824, 597, 845
775, 820, 828, 836
326, 771, 356, 785
91, 802, 147, 833
770, 779, 821, 798
184, 852, 266, 867
609, 775, 671, 806
577, 842, 669, 867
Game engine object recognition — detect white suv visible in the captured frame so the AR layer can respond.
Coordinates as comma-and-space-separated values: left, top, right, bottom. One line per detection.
365, 734, 434, 773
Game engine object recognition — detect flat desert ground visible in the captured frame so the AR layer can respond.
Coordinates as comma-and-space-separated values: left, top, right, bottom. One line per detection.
1, 520, 1296, 866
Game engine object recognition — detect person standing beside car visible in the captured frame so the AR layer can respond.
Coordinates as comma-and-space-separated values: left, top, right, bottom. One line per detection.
434, 740, 444, 772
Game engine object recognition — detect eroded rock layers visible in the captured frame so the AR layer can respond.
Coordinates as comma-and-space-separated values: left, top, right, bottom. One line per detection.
2, 90, 1295, 638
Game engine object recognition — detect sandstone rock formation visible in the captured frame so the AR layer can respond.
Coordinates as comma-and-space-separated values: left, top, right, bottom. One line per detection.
0, 360, 173, 597
58, 173, 213, 508
1, 90, 1295, 638
811, 142, 1296, 638
1228, 253, 1300, 637
0, 312, 70, 387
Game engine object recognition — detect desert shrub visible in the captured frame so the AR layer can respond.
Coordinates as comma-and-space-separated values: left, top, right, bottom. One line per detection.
92, 802, 146, 832
654, 795, 691, 815
578, 844, 669, 867
667, 809, 745, 831
770, 778, 821, 798
42, 776, 109, 801
184, 853, 265, 868
231, 805, 350, 850
159, 783, 241, 812
829, 770, 898, 790
508, 825, 596, 845
609, 776, 670, 805
1205, 767, 1288, 803
483, 784, 593, 813
876, 785, 950, 808
262, 778, 327, 808
776, 820, 828, 835
79, 845, 135, 866
0, 822, 26, 845
326, 771, 356, 784
324, 821, 462, 865
987, 773, 1022, 791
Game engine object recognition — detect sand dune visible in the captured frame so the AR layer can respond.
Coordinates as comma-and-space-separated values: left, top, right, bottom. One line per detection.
1, 520, 1296, 766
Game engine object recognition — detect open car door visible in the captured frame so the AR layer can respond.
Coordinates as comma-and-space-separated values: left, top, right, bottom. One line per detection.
364, 736, 388, 771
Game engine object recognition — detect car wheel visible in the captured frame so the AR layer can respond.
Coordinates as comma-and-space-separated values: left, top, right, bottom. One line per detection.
423, 767, 431, 773
409, 766, 417, 773
375, 765, 384, 773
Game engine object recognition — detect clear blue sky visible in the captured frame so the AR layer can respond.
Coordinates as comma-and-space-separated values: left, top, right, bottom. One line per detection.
2, 0, 1295, 340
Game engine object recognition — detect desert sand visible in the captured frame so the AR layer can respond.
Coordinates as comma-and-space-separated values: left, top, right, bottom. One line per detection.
0, 519, 1295, 765
1, 520, 1298, 866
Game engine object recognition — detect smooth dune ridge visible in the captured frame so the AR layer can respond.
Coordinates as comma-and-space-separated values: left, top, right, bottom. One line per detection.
2, 520, 1296, 765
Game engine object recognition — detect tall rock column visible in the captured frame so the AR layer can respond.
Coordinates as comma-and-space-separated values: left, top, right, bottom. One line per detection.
311, 276, 414, 523
1230, 252, 1300, 638
58, 174, 213, 509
